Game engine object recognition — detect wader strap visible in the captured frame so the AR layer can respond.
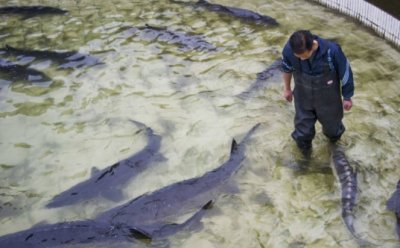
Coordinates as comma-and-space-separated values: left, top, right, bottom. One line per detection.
292, 58, 301, 72
327, 48, 335, 71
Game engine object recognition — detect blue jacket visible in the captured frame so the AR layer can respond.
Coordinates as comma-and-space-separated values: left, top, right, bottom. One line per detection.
281, 36, 354, 100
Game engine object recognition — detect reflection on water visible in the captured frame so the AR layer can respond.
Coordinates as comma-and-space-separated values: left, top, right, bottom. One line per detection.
0, 0, 399, 247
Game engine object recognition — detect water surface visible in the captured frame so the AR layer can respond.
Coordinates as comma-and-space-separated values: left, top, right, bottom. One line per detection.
0, 0, 399, 247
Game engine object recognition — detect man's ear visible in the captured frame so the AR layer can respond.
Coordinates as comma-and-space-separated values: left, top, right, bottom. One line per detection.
312, 40, 319, 50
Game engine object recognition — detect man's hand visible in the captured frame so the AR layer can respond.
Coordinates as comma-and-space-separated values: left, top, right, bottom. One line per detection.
284, 89, 293, 102
282, 72, 293, 102
343, 99, 352, 111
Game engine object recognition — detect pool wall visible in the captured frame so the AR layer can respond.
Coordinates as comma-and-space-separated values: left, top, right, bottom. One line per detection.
308, 0, 400, 48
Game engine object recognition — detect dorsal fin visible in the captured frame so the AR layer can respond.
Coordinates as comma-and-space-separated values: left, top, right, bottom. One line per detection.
31, 221, 49, 228
91, 167, 100, 176
129, 227, 152, 243
230, 139, 238, 153
202, 200, 214, 210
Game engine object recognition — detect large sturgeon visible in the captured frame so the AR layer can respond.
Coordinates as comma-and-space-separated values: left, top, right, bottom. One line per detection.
331, 145, 358, 234
171, 0, 278, 26
46, 121, 163, 208
96, 123, 260, 239
0, 124, 259, 247
116, 24, 218, 52
0, 6, 67, 19
387, 180, 400, 239
330, 144, 375, 246
0, 201, 212, 247
1, 45, 102, 69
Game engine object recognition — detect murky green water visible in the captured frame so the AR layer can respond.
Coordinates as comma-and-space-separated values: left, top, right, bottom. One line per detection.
0, 0, 399, 247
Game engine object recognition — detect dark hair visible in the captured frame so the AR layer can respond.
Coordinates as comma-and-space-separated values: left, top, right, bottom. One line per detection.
289, 30, 314, 54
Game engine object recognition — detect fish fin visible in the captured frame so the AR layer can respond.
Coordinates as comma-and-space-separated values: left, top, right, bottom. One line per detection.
129, 227, 152, 243
151, 200, 213, 239
236, 91, 251, 100
129, 201, 214, 242
154, 153, 167, 163
230, 139, 238, 153
101, 189, 124, 202
91, 167, 100, 176
129, 119, 146, 129
202, 200, 214, 209
344, 215, 379, 246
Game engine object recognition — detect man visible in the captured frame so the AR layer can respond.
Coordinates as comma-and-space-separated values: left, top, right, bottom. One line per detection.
281, 30, 354, 153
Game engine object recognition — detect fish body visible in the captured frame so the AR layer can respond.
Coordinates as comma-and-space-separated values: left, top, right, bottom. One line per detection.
0, 201, 212, 247
96, 124, 260, 238
118, 24, 218, 52
0, 6, 67, 19
387, 180, 400, 239
331, 145, 376, 246
195, 0, 278, 26
0, 220, 130, 248
331, 145, 358, 235
0, 58, 50, 83
236, 58, 282, 99
1, 45, 101, 69
0, 124, 259, 246
46, 121, 163, 208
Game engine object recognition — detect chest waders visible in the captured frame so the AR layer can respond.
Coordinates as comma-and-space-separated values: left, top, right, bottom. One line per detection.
291, 50, 345, 150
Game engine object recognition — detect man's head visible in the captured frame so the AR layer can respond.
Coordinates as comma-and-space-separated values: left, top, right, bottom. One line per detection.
289, 30, 317, 60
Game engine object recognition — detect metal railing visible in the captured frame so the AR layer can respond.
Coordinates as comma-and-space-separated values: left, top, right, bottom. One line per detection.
308, 0, 400, 48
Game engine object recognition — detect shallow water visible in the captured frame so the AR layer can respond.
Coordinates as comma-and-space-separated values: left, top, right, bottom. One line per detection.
0, 0, 399, 247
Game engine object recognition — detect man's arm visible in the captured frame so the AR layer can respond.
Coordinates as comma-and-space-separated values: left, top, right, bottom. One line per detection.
333, 44, 354, 110
283, 72, 293, 102
281, 46, 295, 102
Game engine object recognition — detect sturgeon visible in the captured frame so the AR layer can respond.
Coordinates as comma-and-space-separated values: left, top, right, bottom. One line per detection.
171, 0, 278, 26
331, 145, 358, 235
46, 121, 163, 208
117, 24, 218, 52
0, 124, 259, 246
331, 145, 375, 246
0, 58, 50, 83
1, 45, 102, 69
0, 6, 67, 19
0, 201, 212, 247
236, 58, 282, 99
387, 180, 400, 239
96, 123, 260, 239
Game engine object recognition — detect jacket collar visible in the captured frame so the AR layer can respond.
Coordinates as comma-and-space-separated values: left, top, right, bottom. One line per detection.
313, 36, 329, 60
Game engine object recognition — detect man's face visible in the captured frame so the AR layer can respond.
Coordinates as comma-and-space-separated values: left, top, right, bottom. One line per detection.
294, 49, 314, 60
